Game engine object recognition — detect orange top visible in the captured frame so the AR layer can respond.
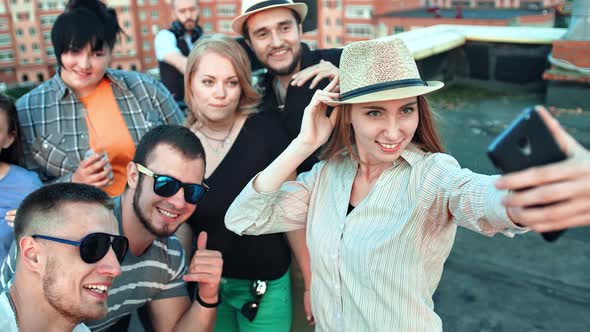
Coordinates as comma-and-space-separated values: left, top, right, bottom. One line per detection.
81, 78, 135, 196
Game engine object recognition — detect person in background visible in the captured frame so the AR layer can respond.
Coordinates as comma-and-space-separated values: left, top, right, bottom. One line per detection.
222, 38, 583, 331
155, 0, 203, 106
180, 34, 293, 331
16, 0, 183, 197
0, 94, 42, 262
0, 183, 127, 331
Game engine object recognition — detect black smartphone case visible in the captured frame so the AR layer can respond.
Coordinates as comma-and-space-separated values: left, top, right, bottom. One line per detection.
487, 107, 567, 242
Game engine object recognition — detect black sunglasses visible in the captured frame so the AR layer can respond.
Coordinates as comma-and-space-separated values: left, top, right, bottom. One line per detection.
241, 280, 267, 321
32, 232, 129, 264
136, 163, 209, 204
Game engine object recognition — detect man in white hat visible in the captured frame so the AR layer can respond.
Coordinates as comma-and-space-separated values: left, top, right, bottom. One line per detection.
233, 0, 342, 173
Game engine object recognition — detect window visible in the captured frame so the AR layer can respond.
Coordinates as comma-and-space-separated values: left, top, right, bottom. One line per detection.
325, 36, 331, 44
202, 8, 211, 17
477, 1, 495, 8
130, 64, 137, 71
17, 12, 30, 21
0, 18, 7, 30
0, 34, 9, 46
143, 41, 150, 51
0, 50, 14, 62
126, 36, 133, 43
345, 24, 373, 38
19, 44, 26, 52
145, 56, 152, 63
137, 0, 144, 5
34, 57, 42, 64
37, 72, 44, 82
218, 20, 232, 33
46, 47, 54, 57
335, 36, 342, 45
149, 0, 158, 5
21, 58, 29, 64
41, 15, 58, 26
394, 26, 404, 34
217, 4, 235, 17
139, 11, 146, 21
203, 22, 213, 32
336, 18, 341, 26
16, 28, 23, 37
122, 6, 129, 13
151, 24, 159, 34
21, 74, 29, 82
32, 43, 39, 52
28, 27, 36, 36
141, 26, 148, 35
43, 31, 51, 42
124, 21, 131, 29
345, 6, 373, 19
151, 11, 159, 19
325, 18, 330, 26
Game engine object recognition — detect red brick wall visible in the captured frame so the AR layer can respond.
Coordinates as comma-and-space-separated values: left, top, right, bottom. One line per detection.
552, 40, 590, 68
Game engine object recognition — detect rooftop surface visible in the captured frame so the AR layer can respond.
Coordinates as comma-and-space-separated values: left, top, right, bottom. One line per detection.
381, 7, 552, 19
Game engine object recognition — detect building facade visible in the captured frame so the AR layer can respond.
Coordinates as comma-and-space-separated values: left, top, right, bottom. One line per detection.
0, 0, 564, 85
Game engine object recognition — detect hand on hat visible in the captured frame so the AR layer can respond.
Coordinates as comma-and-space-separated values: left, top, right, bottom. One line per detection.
497, 106, 590, 232
291, 59, 339, 89
183, 231, 223, 304
297, 78, 340, 150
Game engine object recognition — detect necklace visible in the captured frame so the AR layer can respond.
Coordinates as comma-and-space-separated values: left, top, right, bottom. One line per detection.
7, 289, 20, 331
194, 120, 235, 156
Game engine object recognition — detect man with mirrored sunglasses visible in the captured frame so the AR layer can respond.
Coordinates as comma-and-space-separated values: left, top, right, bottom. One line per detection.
1, 125, 223, 332
0, 183, 124, 331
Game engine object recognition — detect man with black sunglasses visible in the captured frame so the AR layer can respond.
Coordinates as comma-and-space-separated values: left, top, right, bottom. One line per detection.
0, 183, 125, 331
1, 125, 223, 331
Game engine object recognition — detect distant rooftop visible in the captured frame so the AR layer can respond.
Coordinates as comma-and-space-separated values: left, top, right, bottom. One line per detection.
381, 8, 551, 20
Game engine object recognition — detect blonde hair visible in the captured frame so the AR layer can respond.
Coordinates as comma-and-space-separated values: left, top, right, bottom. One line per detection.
320, 95, 445, 160
184, 34, 261, 127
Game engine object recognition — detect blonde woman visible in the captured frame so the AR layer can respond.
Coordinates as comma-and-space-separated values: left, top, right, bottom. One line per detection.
181, 34, 297, 331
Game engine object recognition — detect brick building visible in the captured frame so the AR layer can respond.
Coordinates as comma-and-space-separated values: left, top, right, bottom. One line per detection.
0, 0, 564, 85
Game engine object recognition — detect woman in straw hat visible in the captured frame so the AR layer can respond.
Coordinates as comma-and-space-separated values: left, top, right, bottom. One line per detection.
225, 38, 588, 331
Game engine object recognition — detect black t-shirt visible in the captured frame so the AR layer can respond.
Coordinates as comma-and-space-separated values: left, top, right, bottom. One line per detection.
187, 112, 292, 280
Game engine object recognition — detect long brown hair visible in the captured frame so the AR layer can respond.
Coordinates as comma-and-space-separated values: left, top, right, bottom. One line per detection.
184, 34, 261, 128
320, 95, 444, 160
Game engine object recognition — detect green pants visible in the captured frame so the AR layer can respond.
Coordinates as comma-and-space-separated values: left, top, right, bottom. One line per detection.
214, 269, 292, 332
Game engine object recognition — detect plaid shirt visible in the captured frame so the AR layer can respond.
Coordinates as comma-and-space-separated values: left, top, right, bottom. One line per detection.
16, 69, 185, 183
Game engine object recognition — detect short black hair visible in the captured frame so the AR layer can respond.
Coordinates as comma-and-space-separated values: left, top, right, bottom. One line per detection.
0, 94, 23, 166
133, 125, 206, 168
14, 183, 113, 253
52, 0, 122, 67
242, 8, 302, 41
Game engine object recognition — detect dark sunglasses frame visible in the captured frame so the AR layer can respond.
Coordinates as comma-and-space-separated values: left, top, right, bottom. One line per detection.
240, 280, 267, 322
32, 232, 129, 264
136, 163, 209, 204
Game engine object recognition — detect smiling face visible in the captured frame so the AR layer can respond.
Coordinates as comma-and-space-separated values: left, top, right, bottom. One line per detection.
189, 51, 242, 124
132, 143, 204, 237
40, 202, 121, 322
350, 97, 420, 166
59, 43, 111, 98
245, 7, 302, 76
0, 110, 15, 151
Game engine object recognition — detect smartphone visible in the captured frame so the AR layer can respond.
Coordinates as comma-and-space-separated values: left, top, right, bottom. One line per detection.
487, 107, 567, 242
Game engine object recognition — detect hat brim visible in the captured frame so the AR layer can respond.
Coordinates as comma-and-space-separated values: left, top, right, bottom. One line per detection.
232, 3, 308, 35
326, 81, 444, 106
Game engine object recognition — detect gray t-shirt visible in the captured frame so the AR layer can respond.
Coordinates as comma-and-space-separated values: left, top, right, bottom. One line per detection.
0, 196, 189, 331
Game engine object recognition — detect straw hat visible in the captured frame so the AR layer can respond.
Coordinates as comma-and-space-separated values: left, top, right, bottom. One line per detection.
232, 0, 308, 35
327, 38, 444, 105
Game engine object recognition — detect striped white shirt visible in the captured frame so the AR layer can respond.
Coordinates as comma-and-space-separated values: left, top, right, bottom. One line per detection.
226, 144, 527, 332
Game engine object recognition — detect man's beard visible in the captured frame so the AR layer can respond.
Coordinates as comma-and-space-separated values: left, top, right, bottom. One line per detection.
43, 257, 105, 323
132, 177, 178, 238
265, 45, 302, 76
182, 16, 199, 31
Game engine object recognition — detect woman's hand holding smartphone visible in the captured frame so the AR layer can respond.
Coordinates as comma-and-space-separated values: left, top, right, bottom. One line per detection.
491, 106, 590, 239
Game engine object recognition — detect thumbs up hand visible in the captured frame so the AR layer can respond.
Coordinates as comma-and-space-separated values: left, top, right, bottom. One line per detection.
183, 231, 223, 304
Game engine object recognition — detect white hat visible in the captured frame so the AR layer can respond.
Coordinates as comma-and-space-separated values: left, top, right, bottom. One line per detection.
232, 0, 308, 36
327, 38, 444, 105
